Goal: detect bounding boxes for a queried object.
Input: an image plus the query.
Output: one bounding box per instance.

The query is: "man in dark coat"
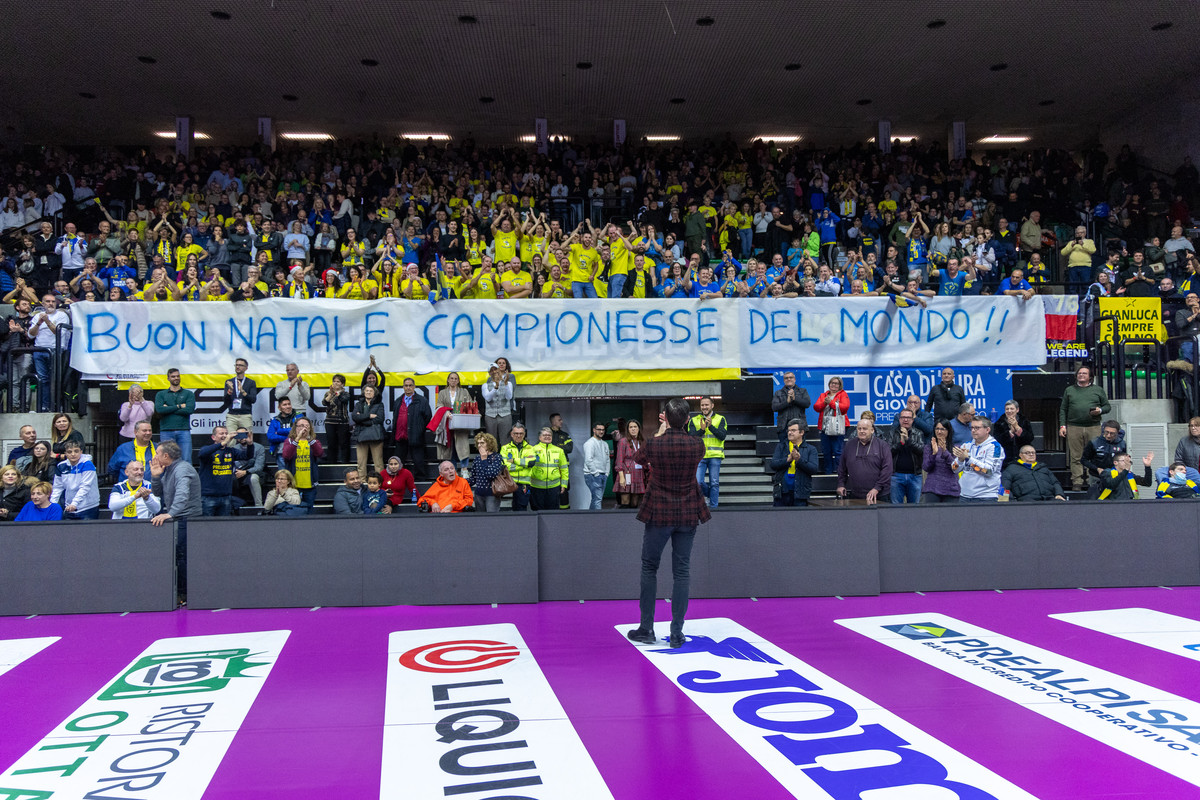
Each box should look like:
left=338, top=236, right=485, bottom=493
left=925, top=367, right=966, bottom=423
left=770, top=372, right=811, bottom=442
left=1002, top=445, right=1066, bottom=501
left=626, top=398, right=710, bottom=649
left=769, top=419, right=820, bottom=506
left=392, top=377, right=432, bottom=479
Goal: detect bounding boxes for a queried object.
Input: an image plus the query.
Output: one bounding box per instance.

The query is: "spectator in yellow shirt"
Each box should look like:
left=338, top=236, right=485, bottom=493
left=500, top=257, right=533, bottom=298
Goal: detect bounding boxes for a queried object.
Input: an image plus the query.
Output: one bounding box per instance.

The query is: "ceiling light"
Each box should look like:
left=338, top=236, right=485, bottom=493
left=402, top=133, right=451, bottom=141
left=926, top=19, right=946, bottom=29
left=695, top=16, right=714, bottom=26
left=784, top=63, right=801, bottom=71
left=360, top=58, right=379, bottom=67
left=754, top=135, right=801, bottom=143
left=210, top=10, right=231, bottom=20
left=154, top=131, right=211, bottom=140
left=519, top=134, right=570, bottom=143
left=281, top=132, right=334, bottom=141
left=868, top=135, right=918, bottom=143
left=978, top=135, right=1030, bottom=144
left=645, top=135, right=680, bottom=142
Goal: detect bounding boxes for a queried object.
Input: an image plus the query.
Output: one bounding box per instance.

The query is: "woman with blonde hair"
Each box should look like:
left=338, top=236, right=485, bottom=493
left=264, top=469, right=304, bottom=515
left=0, top=465, right=30, bottom=520
left=118, top=384, right=154, bottom=442
left=468, top=432, right=505, bottom=513
left=436, top=372, right=473, bottom=464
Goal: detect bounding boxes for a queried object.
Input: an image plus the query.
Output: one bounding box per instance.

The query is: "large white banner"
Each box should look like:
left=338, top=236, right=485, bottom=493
left=69, top=296, right=1045, bottom=378
left=0, top=630, right=289, bottom=799
left=617, top=617, right=1036, bottom=799
left=837, top=613, right=1200, bottom=788
left=382, top=624, right=612, bottom=799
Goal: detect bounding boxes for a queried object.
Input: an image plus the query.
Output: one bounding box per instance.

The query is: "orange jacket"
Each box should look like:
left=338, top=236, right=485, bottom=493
left=419, top=475, right=474, bottom=512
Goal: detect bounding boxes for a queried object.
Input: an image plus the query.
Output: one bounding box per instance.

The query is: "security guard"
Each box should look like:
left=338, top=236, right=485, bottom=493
left=549, top=413, right=574, bottom=509
left=528, top=426, right=568, bottom=511
left=500, top=423, right=536, bottom=512
left=687, top=396, right=727, bottom=508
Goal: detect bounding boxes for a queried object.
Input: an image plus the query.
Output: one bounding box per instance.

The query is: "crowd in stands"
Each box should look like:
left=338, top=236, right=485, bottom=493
left=1, top=136, right=1199, bottom=523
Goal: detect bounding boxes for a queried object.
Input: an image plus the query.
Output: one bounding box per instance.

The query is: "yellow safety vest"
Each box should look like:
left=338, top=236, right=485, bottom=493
left=528, top=442, right=568, bottom=489
left=500, top=441, right=536, bottom=484
left=690, top=413, right=727, bottom=459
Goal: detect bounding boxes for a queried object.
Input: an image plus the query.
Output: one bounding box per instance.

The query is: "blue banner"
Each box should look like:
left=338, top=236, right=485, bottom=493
left=755, top=367, right=1023, bottom=427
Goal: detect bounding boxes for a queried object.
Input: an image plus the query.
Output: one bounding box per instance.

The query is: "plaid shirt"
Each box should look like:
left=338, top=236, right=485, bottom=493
left=633, top=428, right=711, bottom=527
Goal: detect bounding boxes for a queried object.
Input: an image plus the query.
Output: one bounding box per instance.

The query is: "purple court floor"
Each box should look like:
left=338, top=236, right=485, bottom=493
left=5, top=587, right=1200, bottom=798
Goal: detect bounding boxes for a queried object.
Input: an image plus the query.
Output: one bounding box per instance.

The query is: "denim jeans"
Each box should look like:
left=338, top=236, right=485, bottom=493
left=890, top=472, right=923, bottom=504
left=65, top=507, right=100, bottom=520
left=202, top=495, right=233, bottom=517
left=584, top=472, right=606, bottom=510
left=32, top=351, right=53, bottom=412
left=299, top=487, right=316, bottom=513
left=820, top=432, right=843, bottom=474
left=1182, top=339, right=1196, bottom=364
left=571, top=281, right=598, bottom=299
left=696, top=457, right=721, bottom=507
left=639, top=524, right=697, bottom=638
left=510, top=484, right=529, bottom=511
left=738, top=229, right=753, bottom=257
left=608, top=273, right=627, bottom=299
left=160, top=430, right=192, bottom=464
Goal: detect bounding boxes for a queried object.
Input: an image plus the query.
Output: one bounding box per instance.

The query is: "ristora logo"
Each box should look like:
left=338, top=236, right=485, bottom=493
left=99, top=648, right=271, bottom=700
left=883, top=622, right=965, bottom=640
left=398, top=639, right=522, bottom=673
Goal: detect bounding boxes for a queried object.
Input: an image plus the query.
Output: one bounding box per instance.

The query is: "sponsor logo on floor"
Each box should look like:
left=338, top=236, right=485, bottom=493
left=0, top=630, right=289, bottom=799
left=1051, top=607, right=1200, bottom=662
left=0, top=637, right=59, bottom=680
left=838, top=613, right=1200, bottom=788
left=618, top=617, right=1035, bottom=799
left=382, top=623, right=613, bottom=800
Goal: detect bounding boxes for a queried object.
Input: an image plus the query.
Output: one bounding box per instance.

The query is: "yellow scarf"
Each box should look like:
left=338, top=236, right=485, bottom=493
left=134, top=441, right=155, bottom=467
left=293, top=439, right=312, bottom=488
left=122, top=480, right=141, bottom=518
left=787, top=442, right=798, bottom=475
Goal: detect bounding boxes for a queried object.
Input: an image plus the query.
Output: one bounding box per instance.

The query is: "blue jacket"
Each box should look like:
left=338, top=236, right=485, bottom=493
left=266, top=413, right=300, bottom=452
left=769, top=439, right=820, bottom=502
left=816, top=211, right=840, bottom=245
left=107, top=439, right=156, bottom=482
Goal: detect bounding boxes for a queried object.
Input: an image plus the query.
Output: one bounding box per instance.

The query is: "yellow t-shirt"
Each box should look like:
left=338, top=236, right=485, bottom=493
left=175, top=281, right=203, bottom=301
left=473, top=269, right=498, bottom=300
left=542, top=280, right=568, bottom=298
left=630, top=269, right=650, bottom=299
left=520, top=233, right=546, bottom=263
left=500, top=270, right=531, bottom=297
left=568, top=243, right=599, bottom=284
left=699, top=204, right=718, bottom=228
left=735, top=211, right=753, bottom=231
left=175, top=243, right=205, bottom=274
left=445, top=274, right=474, bottom=300
left=341, top=242, right=366, bottom=266
left=338, top=279, right=377, bottom=299
left=401, top=277, right=430, bottom=300
left=204, top=290, right=232, bottom=301
left=609, top=237, right=631, bottom=277
left=493, top=229, right=519, bottom=263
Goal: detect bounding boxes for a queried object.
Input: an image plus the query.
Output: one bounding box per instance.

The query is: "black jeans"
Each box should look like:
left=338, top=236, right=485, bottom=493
left=396, top=433, right=426, bottom=479
left=639, top=524, right=697, bottom=638
left=325, top=422, right=351, bottom=463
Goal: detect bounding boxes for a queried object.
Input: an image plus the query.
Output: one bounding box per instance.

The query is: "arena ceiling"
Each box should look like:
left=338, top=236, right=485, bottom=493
left=3, top=0, right=1197, bottom=149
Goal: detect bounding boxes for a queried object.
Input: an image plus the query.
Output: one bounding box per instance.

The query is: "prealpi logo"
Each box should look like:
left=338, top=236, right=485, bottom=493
left=883, top=622, right=965, bottom=640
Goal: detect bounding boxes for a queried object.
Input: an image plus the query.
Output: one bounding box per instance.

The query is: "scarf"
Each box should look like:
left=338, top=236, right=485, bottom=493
left=121, top=479, right=142, bottom=518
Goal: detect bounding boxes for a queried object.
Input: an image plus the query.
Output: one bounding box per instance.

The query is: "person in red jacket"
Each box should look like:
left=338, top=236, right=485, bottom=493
left=379, top=456, right=415, bottom=506
left=812, top=376, right=851, bottom=473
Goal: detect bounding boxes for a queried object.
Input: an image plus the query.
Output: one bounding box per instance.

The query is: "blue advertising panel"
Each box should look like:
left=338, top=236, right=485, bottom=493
left=754, top=367, right=1022, bottom=427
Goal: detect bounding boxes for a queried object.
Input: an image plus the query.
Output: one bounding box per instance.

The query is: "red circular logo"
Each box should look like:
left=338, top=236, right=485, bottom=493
left=398, top=639, right=521, bottom=673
